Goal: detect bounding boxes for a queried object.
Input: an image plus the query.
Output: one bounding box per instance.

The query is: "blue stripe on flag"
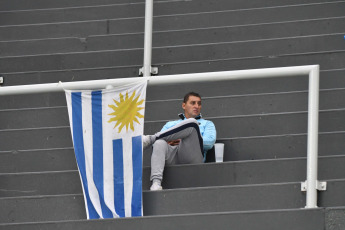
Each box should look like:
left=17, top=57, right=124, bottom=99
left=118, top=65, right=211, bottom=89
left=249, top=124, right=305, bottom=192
left=113, top=139, right=125, bottom=217
left=71, top=92, right=100, bottom=219
left=92, top=91, right=113, bottom=218
left=131, top=136, right=143, bottom=217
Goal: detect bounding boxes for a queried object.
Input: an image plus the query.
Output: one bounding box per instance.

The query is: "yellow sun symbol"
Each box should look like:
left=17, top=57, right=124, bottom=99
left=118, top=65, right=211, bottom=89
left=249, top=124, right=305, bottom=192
left=107, top=91, right=145, bottom=133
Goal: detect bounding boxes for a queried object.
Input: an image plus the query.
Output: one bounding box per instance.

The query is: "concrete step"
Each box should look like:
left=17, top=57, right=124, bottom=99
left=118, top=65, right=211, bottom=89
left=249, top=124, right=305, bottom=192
left=1, top=0, right=340, bottom=11
left=1, top=88, right=345, bottom=129
left=1, top=0, right=339, bottom=26
left=146, top=88, right=345, bottom=121
left=0, top=148, right=76, bottom=174
left=1, top=155, right=344, bottom=197
left=146, top=155, right=345, bottom=190
left=0, top=3, right=147, bottom=26
left=220, top=131, right=345, bottom=161
left=143, top=179, right=345, bottom=216
left=1, top=16, right=345, bottom=57
left=0, top=2, right=344, bottom=41
left=155, top=50, right=345, bottom=77
left=0, top=108, right=344, bottom=151
left=0, top=208, right=328, bottom=230
left=0, top=171, right=82, bottom=198
left=1, top=34, right=345, bottom=74
left=145, top=109, right=345, bottom=138
left=1, top=0, right=143, bottom=11
left=0, top=179, right=344, bottom=223
left=2, top=131, right=343, bottom=171
left=1, top=20, right=345, bottom=58
left=0, top=194, right=86, bottom=223
left=0, top=37, right=87, bottom=57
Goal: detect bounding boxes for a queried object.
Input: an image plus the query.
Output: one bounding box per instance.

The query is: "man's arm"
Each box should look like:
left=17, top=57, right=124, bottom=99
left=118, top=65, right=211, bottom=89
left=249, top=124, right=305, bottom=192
left=160, top=121, right=181, bottom=146
left=202, top=121, right=217, bottom=152
left=160, top=121, right=175, bottom=132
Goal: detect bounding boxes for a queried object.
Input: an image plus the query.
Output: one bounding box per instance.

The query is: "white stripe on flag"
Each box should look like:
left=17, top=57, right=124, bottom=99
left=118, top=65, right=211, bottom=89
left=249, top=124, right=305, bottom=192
left=122, top=134, right=133, bottom=217
left=82, top=92, right=103, bottom=217
left=102, top=91, right=116, bottom=217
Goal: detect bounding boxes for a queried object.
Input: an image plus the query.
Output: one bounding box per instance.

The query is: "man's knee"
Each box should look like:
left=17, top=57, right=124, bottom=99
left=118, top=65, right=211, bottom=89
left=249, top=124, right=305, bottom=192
left=153, top=139, right=168, bottom=149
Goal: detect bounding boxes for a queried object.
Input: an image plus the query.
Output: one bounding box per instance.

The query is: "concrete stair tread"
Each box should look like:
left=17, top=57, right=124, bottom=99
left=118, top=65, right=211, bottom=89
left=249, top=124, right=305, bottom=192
left=0, top=148, right=76, bottom=174
left=0, top=2, right=344, bottom=41
left=0, top=0, right=144, bottom=11
left=1, top=16, right=345, bottom=57
left=1, top=31, right=344, bottom=59
left=0, top=179, right=344, bottom=223
left=1, top=89, right=345, bottom=129
left=1, top=155, right=345, bottom=197
left=2, top=1, right=343, bottom=26
left=1, top=0, right=338, bottom=26
left=1, top=41, right=345, bottom=73
left=0, top=127, right=344, bottom=158
left=1, top=0, right=340, bottom=11
left=0, top=207, right=332, bottom=230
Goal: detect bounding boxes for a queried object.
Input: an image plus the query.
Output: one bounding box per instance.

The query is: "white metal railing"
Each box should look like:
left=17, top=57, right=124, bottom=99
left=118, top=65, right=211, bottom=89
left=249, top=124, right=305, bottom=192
left=139, top=0, right=158, bottom=77
left=0, top=65, right=325, bottom=208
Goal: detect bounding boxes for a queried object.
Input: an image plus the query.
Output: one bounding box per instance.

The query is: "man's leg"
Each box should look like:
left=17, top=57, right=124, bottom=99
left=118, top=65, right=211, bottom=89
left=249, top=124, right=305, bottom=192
left=156, top=118, right=204, bottom=164
left=149, top=119, right=204, bottom=190
left=150, top=140, right=178, bottom=183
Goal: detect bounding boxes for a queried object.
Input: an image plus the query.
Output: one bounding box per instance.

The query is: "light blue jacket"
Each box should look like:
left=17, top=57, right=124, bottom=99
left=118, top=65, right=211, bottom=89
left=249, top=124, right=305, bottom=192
left=161, top=114, right=217, bottom=160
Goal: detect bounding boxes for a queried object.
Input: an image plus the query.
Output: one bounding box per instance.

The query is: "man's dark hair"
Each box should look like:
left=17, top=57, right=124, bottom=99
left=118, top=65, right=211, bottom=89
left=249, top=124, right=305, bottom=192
left=183, top=92, right=201, bottom=103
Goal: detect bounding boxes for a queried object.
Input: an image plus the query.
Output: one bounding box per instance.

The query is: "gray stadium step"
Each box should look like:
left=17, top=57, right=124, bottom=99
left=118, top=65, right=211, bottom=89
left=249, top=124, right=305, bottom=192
left=156, top=50, right=345, bottom=76
left=0, top=171, right=82, bottom=198
left=1, top=0, right=143, bottom=11
left=1, top=0, right=340, bottom=26
left=146, top=155, right=345, bottom=189
left=143, top=179, right=345, bottom=216
left=220, top=131, right=345, bottom=161
left=0, top=148, right=76, bottom=174
left=146, top=88, right=345, bottom=121
left=0, top=37, right=87, bottom=57
left=0, top=131, right=345, bottom=168
left=1, top=88, right=345, bottom=129
left=0, top=108, right=344, bottom=151
left=0, top=2, right=343, bottom=41
left=145, top=109, right=345, bottom=138
left=0, top=3, right=147, bottom=26
left=0, top=179, right=344, bottom=223
left=0, top=208, right=329, bottom=230
left=1, top=155, right=345, bottom=197
left=1, top=17, right=345, bottom=57
left=0, top=194, right=86, bottom=223
left=1, top=34, right=345, bottom=74
left=1, top=0, right=340, bottom=11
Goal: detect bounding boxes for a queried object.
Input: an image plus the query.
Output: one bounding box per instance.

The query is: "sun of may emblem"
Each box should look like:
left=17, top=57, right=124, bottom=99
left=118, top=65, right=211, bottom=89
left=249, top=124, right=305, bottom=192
left=107, top=90, right=145, bottom=133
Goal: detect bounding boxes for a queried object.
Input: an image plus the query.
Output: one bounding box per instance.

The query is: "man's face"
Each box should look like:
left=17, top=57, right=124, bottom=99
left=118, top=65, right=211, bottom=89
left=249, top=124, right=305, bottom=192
left=182, top=96, right=202, bottom=119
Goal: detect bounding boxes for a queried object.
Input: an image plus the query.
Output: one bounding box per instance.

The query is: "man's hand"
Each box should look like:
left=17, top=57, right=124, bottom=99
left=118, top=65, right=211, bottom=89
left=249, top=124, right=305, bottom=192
left=168, top=139, right=181, bottom=146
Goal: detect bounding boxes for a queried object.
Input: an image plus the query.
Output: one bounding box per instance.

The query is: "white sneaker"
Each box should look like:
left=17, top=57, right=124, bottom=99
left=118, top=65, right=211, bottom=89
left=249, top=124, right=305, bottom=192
left=150, top=182, right=162, bottom=191
left=142, top=135, right=152, bottom=149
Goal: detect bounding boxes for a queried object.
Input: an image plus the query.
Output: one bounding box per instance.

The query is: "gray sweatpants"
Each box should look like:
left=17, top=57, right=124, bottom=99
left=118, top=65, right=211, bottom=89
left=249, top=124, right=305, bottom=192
left=150, top=118, right=204, bottom=181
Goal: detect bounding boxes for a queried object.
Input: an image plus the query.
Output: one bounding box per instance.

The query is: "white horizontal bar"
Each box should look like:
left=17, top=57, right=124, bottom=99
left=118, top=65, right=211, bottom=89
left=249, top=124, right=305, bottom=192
left=0, top=65, right=318, bottom=96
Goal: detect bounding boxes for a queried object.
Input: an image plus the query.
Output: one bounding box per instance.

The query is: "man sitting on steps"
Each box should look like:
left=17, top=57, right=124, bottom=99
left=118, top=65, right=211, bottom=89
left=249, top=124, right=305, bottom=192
left=143, top=92, right=217, bottom=191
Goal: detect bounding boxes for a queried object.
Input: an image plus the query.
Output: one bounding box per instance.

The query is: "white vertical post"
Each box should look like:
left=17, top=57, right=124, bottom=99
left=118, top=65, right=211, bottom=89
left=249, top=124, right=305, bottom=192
left=142, top=0, right=153, bottom=77
left=305, top=65, right=320, bottom=208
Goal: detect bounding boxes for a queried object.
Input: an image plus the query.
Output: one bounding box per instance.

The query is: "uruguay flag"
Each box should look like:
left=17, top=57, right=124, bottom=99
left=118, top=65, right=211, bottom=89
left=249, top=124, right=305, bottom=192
left=65, top=80, right=147, bottom=219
